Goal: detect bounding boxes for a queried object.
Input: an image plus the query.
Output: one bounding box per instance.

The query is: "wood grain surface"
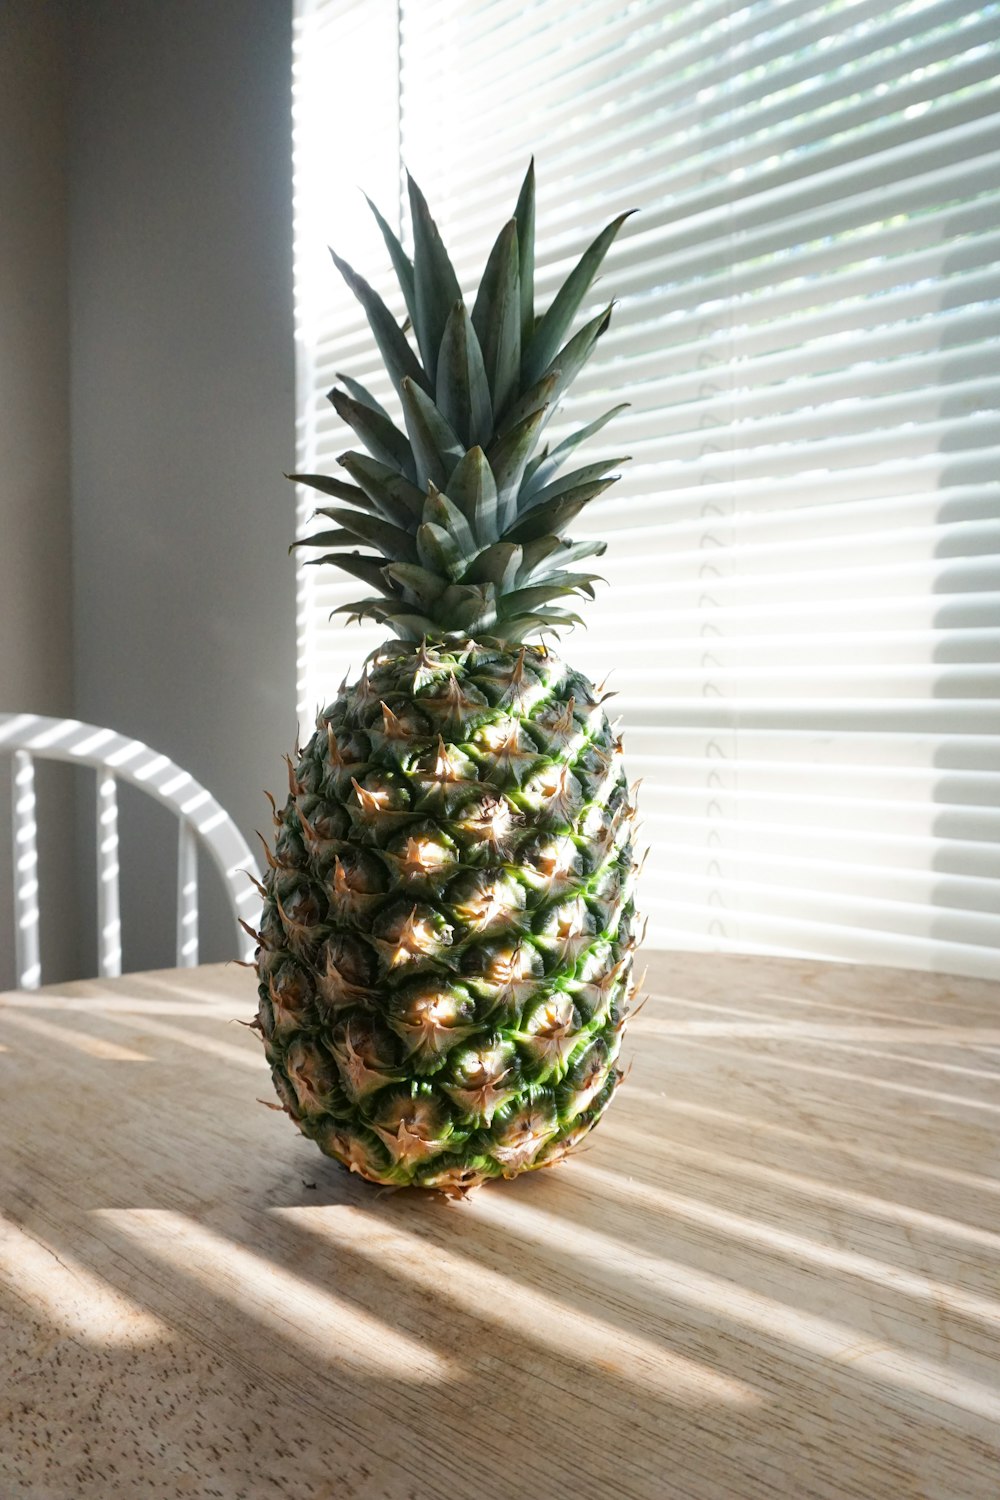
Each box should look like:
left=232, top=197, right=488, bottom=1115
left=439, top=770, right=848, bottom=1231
left=1, top=953, right=998, bottom=1500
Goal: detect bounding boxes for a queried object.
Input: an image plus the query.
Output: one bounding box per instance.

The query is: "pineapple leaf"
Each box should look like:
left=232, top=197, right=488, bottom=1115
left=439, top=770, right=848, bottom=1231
left=459, top=541, right=523, bottom=591
left=384, top=613, right=442, bottom=640
left=521, top=210, right=634, bottom=387
left=436, top=302, right=493, bottom=449
left=486, top=406, right=548, bottom=527
left=365, top=195, right=418, bottom=331
left=320, top=504, right=420, bottom=563
left=287, top=471, right=371, bottom=506
left=382, top=562, right=449, bottom=609
left=400, top=377, right=464, bottom=491
left=332, top=373, right=391, bottom=422
left=442, top=447, right=500, bottom=544
left=522, top=567, right=605, bottom=598
left=304, top=550, right=396, bottom=593
left=330, top=248, right=430, bottom=398
left=522, top=457, right=629, bottom=514
left=502, top=479, right=617, bottom=543
left=495, top=582, right=591, bottom=616
left=496, top=371, right=559, bottom=441
left=331, top=597, right=395, bottom=623
left=338, top=452, right=425, bottom=528
left=408, top=173, right=463, bottom=383
left=543, top=304, right=614, bottom=411
left=290, top=526, right=369, bottom=551
left=522, top=404, right=630, bottom=495
left=417, top=521, right=464, bottom=581
left=439, top=582, right=496, bottom=632
left=329, top=388, right=416, bottom=482
left=423, top=483, right=478, bottom=557
left=513, top=158, right=535, bottom=346
left=291, top=528, right=361, bottom=552
left=517, top=536, right=607, bottom=579
left=497, top=606, right=586, bottom=636
left=472, top=219, right=521, bottom=420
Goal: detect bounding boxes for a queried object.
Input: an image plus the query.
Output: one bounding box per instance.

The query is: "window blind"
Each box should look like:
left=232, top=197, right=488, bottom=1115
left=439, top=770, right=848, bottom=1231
left=292, top=0, right=1000, bottom=980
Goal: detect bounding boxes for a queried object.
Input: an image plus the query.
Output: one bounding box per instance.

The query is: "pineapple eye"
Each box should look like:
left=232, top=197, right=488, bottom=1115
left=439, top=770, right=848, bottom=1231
left=476, top=719, right=516, bottom=752
left=450, top=872, right=526, bottom=935
left=533, top=836, right=577, bottom=877
left=487, top=943, right=535, bottom=985
left=404, top=836, right=450, bottom=872
left=406, top=991, right=460, bottom=1026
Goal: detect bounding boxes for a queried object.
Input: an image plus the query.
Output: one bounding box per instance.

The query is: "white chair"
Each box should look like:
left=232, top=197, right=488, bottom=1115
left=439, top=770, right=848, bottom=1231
left=0, top=714, right=261, bottom=989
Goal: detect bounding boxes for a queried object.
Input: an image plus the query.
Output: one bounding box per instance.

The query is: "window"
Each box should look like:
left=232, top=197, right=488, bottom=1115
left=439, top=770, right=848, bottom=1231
left=292, top=0, right=1000, bottom=978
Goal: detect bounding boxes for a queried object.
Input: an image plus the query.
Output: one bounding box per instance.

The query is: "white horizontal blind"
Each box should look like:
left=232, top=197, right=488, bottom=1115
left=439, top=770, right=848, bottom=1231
left=292, top=0, right=1000, bottom=979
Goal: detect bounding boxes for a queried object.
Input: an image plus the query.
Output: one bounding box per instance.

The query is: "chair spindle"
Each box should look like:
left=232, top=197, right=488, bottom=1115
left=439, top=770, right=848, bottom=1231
left=12, top=750, right=41, bottom=990
left=96, top=770, right=122, bottom=979
left=176, top=819, right=199, bottom=967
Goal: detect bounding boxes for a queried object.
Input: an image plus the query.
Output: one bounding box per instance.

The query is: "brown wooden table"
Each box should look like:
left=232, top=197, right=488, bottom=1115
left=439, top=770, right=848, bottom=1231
left=1, top=953, right=998, bottom=1499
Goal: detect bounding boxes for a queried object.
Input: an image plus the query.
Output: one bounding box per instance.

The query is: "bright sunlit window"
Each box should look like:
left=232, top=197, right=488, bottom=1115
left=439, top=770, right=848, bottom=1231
left=292, top=0, right=1000, bottom=978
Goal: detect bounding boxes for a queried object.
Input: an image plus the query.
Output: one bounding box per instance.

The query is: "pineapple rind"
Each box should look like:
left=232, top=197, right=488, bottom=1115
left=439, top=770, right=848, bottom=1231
left=253, top=638, right=638, bottom=1193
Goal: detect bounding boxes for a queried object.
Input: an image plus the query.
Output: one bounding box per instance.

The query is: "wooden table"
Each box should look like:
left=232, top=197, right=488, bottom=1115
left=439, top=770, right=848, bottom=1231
left=1, top=954, right=998, bottom=1500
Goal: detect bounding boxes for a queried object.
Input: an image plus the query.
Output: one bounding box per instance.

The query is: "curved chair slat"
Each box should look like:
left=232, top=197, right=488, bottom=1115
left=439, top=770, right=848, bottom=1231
left=0, top=714, right=262, bottom=988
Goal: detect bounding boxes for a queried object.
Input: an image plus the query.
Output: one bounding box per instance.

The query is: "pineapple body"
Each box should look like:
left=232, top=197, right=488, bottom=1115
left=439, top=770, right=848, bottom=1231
left=256, top=638, right=638, bottom=1194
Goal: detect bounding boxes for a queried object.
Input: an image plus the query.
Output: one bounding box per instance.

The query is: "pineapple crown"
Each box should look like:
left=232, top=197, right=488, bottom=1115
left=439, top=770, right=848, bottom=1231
left=291, top=161, right=634, bottom=645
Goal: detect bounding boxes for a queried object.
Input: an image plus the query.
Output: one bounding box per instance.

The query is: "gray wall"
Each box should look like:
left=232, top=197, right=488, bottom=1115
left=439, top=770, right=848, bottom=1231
left=69, top=0, right=297, bottom=972
left=0, top=0, right=296, bottom=981
left=0, top=1, right=78, bottom=985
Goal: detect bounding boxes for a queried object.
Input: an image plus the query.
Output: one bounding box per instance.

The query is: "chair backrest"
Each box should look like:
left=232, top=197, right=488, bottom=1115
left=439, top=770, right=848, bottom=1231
left=0, top=713, right=261, bottom=989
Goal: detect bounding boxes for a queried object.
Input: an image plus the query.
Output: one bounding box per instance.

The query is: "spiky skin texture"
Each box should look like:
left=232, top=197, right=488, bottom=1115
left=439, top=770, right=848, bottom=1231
left=253, top=638, right=639, bottom=1196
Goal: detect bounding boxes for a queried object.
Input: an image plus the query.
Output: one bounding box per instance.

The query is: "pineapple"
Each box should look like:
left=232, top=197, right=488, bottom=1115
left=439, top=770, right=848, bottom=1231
left=251, top=163, right=641, bottom=1196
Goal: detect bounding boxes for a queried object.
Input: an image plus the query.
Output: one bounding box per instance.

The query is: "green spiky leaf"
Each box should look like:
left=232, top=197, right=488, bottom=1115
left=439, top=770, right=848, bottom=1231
left=487, top=406, right=548, bottom=526
left=401, top=377, right=465, bottom=491
left=291, top=528, right=362, bottom=553
left=329, top=389, right=416, bottom=482
left=522, top=211, right=634, bottom=387
left=523, top=457, right=629, bottom=514
left=460, top=541, right=523, bottom=591
left=442, top=447, right=500, bottom=543
left=382, top=562, right=449, bottom=609
left=330, top=248, right=429, bottom=398
left=365, top=195, right=417, bottom=329
left=544, top=304, right=614, bottom=411
left=423, top=484, right=478, bottom=557
left=523, top=405, right=630, bottom=495
left=495, top=371, right=559, bottom=441
left=337, top=453, right=425, bottom=529
left=436, top=302, right=493, bottom=449
left=408, top=174, right=463, bottom=382
left=320, top=504, right=420, bottom=562
left=513, top=158, right=535, bottom=346
left=304, top=551, right=396, bottom=593
left=331, top=596, right=395, bottom=623
left=332, top=373, right=391, bottom=422
left=439, top=582, right=496, bottom=632
left=518, top=536, right=607, bottom=579
left=472, top=219, right=521, bottom=420
left=502, top=479, right=617, bottom=543
left=417, top=521, right=464, bottom=581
